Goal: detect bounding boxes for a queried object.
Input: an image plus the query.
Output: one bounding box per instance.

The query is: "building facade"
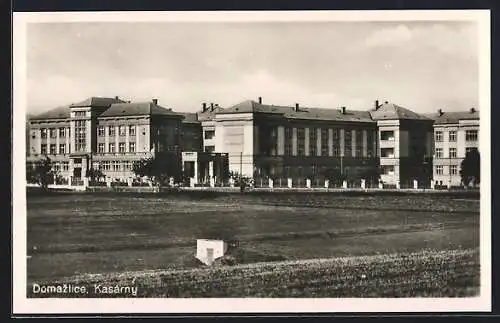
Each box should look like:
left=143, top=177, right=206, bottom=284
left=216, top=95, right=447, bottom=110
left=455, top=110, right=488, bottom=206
left=427, top=108, right=480, bottom=187
left=27, top=96, right=480, bottom=187
left=27, top=97, right=184, bottom=183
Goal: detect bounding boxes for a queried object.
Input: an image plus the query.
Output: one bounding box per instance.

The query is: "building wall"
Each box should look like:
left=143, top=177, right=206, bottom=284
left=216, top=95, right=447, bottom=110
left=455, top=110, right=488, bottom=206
left=433, top=119, right=479, bottom=186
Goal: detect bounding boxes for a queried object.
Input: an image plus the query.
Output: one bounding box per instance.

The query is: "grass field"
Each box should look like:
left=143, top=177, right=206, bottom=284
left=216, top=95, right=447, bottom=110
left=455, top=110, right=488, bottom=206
left=26, top=191, right=480, bottom=297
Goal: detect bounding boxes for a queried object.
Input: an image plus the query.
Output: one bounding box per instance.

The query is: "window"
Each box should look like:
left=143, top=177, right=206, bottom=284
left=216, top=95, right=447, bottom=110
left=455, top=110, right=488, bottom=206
left=380, top=130, right=394, bottom=141
left=50, top=144, right=56, bottom=154
left=41, top=144, right=47, bottom=154
left=381, top=165, right=395, bottom=175
left=331, top=129, right=340, bottom=156
left=367, top=130, right=376, bottom=157
left=344, top=130, right=352, bottom=157
left=355, top=130, right=363, bottom=157
left=109, top=143, right=115, bottom=153
left=435, top=148, right=443, bottom=158
left=204, top=130, right=215, bottom=140
left=74, top=111, right=86, bottom=117
left=59, top=128, right=66, bottom=137
left=205, top=146, right=215, bottom=153
left=450, top=165, right=458, bottom=175
left=297, top=128, right=305, bottom=156
left=436, top=165, right=444, bottom=175
left=309, top=128, right=317, bottom=156
left=123, top=161, right=131, bottom=171
left=284, top=127, right=293, bottom=156
left=98, top=143, right=105, bottom=153
left=320, top=128, right=328, bottom=156
left=102, top=161, right=111, bottom=171
left=449, top=131, right=456, bottom=142
left=59, top=144, right=65, bottom=154
left=41, top=128, right=47, bottom=139
left=98, top=126, right=105, bottom=137
left=129, top=125, right=136, bottom=136
left=112, top=161, right=120, bottom=171
left=449, top=148, right=457, bottom=158
left=108, top=126, right=116, bottom=136
left=50, top=128, right=57, bottom=138
left=62, top=161, right=69, bottom=171
left=333, top=146, right=340, bottom=157
left=119, top=125, right=126, bottom=136
left=74, top=120, right=86, bottom=152
left=129, top=142, right=135, bottom=152
left=466, top=130, right=478, bottom=141
left=435, top=131, right=443, bottom=142
left=119, top=142, right=126, bottom=153
left=381, top=148, right=394, bottom=158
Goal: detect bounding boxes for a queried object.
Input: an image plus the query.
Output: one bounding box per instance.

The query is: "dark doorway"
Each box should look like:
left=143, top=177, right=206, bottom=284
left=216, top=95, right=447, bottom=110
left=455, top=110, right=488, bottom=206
left=73, top=167, right=82, bottom=179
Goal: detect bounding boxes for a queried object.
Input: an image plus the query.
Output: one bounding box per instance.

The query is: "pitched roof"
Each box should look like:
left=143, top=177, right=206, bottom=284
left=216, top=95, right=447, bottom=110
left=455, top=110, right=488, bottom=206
left=69, top=97, right=125, bottom=108
left=29, top=106, right=71, bottom=120
left=425, top=110, right=480, bottom=124
left=219, top=100, right=374, bottom=123
left=99, top=102, right=184, bottom=118
left=198, top=106, right=224, bottom=122
left=369, top=102, right=431, bottom=121
left=181, top=112, right=200, bottom=124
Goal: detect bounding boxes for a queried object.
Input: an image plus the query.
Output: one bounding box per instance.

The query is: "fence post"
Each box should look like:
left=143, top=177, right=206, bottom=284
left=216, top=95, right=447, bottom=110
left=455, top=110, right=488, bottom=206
left=306, top=178, right=311, bottom=189
left=83, top=177, right=89, bottom=187
left=190, top=177, right=195, bottom=188
left=396, top=180, right=400, bottom=189
left=287, top=178, right=292, bottom=188
left=447, top=180, right=451, bottom=190
left=269, top=178, right=273, bottom=189
left=378, top=181, right=383, bottom=189
left=361, top=179, right=366, bottom=189
left=127, top=178, right=133, bottom=187
left=430, top=180, right=435, bottom=190
left=106, top=177, right=112, bottom=188
left=342, top=180, right=347, bottom=189
left=413, top=179, right=418, bottom=189
left=324, top=179, right=329, bottom=188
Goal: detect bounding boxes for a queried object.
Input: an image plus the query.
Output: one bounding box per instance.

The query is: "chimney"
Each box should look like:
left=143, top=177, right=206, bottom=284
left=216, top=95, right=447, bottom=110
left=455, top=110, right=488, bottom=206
left=152, top=98, right=158, bottom=105
left=294, top=103, right=299, bottom=112
left=210, top=103, right=214, bottom=111
left=341, top=106, right=346, bottom=114
left=375, top=100, right=379, bottom=110
left=470, top=107, right=476, bottom=113
left=384, top=101, right=389, bottom=104
left=115, top=96, right=119, bottom=100
left=438, top=109, right=443, bottom=116
left=202, top=102, right=207, bottom=112
left=258, top=97, right=262, bottom=104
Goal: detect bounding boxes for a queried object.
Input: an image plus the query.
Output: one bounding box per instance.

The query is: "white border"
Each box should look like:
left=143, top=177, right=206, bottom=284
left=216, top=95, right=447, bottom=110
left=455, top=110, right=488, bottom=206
left=12, top=10, right=491, bottom=314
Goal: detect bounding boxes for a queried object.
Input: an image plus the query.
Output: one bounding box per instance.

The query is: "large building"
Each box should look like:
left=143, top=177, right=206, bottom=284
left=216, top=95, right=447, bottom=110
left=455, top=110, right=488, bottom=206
left=426, top=108, right=480, bottom=187
left=26, top=96, right=479, bottom=188
left=27, top=97, right=185, bottom=183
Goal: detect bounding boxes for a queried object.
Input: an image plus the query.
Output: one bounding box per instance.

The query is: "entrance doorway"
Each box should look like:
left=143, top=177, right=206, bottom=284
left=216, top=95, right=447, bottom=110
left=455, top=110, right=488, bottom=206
left=73, top=167, right=82, bottom=179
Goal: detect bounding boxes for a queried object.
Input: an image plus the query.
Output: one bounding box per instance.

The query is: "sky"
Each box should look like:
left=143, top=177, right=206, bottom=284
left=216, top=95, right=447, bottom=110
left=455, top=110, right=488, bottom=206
left=26, top=20, right=479, bottom=115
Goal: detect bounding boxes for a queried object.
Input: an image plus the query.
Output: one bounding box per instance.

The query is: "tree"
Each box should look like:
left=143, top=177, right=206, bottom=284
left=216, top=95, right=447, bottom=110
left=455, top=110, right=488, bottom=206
left=27, top=156, right=58, bottom=190
left=460, top=148, right=480, bottom=187
left=132, top=152, right=182, bottom=185
left=86, top=168, right=105, bottom=182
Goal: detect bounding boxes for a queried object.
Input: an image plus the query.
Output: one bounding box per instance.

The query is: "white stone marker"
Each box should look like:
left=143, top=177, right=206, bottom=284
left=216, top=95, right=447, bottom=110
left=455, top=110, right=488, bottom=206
left=287, top=178, right=293, bottom=188
left=306, top=179, right=311, bottom=188
left=269, top=178, right=273, bottom=189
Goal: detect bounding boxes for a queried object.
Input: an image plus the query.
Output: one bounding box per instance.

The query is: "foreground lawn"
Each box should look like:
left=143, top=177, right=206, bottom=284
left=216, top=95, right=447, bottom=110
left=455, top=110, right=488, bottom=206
left=27, top=193, right=479, bottom=281
left=28, top=248, right=479, bottom=298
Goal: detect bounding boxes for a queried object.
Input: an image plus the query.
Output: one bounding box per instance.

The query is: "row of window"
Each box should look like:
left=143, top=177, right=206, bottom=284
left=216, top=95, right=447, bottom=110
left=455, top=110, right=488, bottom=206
left=435, top=147, right=477, bottom=158
left=98, top=125, right=137, bottom=137
left=98, top=142, right=136, bottom=153
left=435, top=130, right=478, bottom=142
left=41, top=144, right=67, bottom=155
left=93, top=161, right=133, bottom=172
left=52, top=162, right=70, bottom=171
left=283, top=127, right=375, bottom=157
left=39, top=128, right=67, bottom=139
left=435, top=165, right=459, bottom=175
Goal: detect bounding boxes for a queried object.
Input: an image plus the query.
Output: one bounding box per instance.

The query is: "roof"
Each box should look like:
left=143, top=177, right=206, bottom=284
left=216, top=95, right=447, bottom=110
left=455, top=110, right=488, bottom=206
left=69, top=97, right=125, bottom=108
left=424, top=110, right=479, bottom=124
left=29, top=106, right=71, bottom=120
left=181, top=112, right=200, bottom=124
left=100, top=102, right=184, bottom=118
left=198, top=106, right=224, bottom=122
left=369, top=102, right=431, bottom=121
left=219, top=100, right=374, bottom=123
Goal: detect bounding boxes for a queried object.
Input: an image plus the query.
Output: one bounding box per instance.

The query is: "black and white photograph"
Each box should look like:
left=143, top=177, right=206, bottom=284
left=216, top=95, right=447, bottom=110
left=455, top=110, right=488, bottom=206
left=13, top=10, right=491, bottom=314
